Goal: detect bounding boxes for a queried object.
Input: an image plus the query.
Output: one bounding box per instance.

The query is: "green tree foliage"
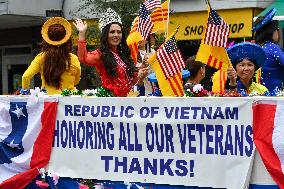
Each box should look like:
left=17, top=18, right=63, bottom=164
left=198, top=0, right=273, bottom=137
left=71, top=0, right=143, bottom=33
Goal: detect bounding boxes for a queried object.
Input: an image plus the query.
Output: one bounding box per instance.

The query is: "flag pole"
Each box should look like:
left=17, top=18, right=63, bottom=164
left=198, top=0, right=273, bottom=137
left=165, top=0, right=170, bottom=37
left=204, top=0, right=212, bottom=8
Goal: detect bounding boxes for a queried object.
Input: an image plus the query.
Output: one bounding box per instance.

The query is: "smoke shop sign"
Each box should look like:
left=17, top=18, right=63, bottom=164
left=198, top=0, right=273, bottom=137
left=169, top=8, right=253, bottom=40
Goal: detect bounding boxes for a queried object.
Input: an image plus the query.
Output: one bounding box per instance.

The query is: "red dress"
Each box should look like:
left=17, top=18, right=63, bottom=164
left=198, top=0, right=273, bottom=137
left=77, top=40, right=136, bottom=97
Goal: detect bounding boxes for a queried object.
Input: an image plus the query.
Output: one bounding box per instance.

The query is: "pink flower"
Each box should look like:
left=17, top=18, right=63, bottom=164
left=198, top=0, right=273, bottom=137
left=35, top=180, right=49, bottom=188
left=80, top=184, right=90, bottom=189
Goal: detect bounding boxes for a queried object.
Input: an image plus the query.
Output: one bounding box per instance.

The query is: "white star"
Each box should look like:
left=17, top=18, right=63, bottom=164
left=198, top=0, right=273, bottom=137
left=12, top=104, right=26, bottom=119
left=7, top=140, right=21, bottom=149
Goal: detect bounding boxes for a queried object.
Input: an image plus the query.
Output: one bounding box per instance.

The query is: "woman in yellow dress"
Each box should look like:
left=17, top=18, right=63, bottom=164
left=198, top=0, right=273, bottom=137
left=22, top=17, right=81, bottom=94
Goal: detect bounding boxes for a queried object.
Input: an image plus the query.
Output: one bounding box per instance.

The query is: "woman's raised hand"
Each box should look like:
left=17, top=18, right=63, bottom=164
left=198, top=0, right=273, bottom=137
left=73, top=19, right=87, bottom=40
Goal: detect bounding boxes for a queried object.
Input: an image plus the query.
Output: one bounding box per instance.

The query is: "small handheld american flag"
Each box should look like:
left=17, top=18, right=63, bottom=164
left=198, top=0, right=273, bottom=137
left=204, top=8, right=229, bottom=47
left=138, top=3, right=154, bottom=40
left=144, top=0, right=161, bottom=11
left=157, top=36, right=185, bottom=79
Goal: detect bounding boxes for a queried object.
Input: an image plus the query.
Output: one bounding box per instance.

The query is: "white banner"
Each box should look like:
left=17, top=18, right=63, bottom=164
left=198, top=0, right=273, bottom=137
left=47, top=97, right=255, bottom=189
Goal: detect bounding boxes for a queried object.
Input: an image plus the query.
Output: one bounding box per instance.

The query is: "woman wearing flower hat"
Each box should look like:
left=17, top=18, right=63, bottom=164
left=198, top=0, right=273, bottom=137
left=253, top=8, right=284, bottom=92
left=226, top=42, right=268, bottom=95
left=74, top=8, right=148, bottom=97
left=22, top=17, right=81, bottom=95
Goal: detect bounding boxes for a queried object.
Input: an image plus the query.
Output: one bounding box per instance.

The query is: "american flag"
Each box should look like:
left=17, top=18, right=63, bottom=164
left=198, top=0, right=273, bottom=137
left=138, top=3, right=154, bottom=40
left=204, top=8, right=229, bottom=47
left=144, top=0, right=161, bottom=11
left=157, top=36, right=185, bottom=79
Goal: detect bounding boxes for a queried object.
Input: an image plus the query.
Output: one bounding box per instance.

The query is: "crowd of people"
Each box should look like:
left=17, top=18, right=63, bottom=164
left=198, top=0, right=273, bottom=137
left=21, top=7, right=284, bottom=97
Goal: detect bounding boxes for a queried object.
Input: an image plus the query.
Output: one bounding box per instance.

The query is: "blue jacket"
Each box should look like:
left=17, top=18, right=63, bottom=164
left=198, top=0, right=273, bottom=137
left=261, top=41, right=284, bottom=92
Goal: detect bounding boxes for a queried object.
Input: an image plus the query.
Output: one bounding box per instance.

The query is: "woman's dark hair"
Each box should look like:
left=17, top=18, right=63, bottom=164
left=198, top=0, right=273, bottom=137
left=186, top=55, right=205, bottom=79
left=99, top=22, right=137, bottom=78
left=254, top=18, right=279, bottom=44
left=42, top=24, right=72, bottom=89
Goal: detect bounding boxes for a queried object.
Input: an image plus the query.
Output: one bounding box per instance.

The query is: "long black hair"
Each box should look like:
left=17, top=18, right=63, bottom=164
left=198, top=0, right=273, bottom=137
left=99, top=22, right=137, bottom=77
left=254, top=18, right=279, bottom=45
left=42, top=24, right=72, bottom=89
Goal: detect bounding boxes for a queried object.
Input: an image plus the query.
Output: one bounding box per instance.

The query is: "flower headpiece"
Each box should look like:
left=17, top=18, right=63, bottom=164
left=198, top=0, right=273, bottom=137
left=41, top=17, right=72, bottom=46
left=98, top=8, right=122, bottom=32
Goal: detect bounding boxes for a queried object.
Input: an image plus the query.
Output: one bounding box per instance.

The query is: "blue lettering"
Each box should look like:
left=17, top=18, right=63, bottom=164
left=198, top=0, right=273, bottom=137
left=128, top=158, right=142, bottom=174
left=201, top=107, right=212, bottom=119
left=224, top=125, right=233, bottom=155
left=213, top=107, right=225, bottom=119
left=101, top=156, right=113, bottom=172
left=101, top=106, right=110, bottom=117
left=175, top=160, right=188, bottom=176
left=73, top=105, right=81, bottom=116
left=215, top=125, right=224, bottom=155
left=61, top=120, right=68, bottom=148
left=180, top=107, right=190, bottom=119
left=245, top=125, right=253, bottom=157
left=206, top=124, right=214, bottom=154
left=144, top=158, right=157, bottom=175
left=125, top=106, right=134, bottom=118
left=188, top=124, right=196, bottom=154
left=165, top=124, right=174, bottom=153
left=196, top=124, right=205, bottom=154
left=119, top=123, right=127, bottom=150
left=114, top=157, right=127, bottom=173
left=86, top=121, right=94, bottom=149
left=65, top=105, right=73, bottom=116
left=177, top=124, right=186, bottom=153
left=150, top=107, right=159, bottom=118
left=69, top=121, right=76, bottom=148
left=77, top=121, right=85, bottom=149
left=146, top=123, right=154, bottom=152
left=140, top=107, right=150, bottom=118
left=164, top=107, right=174, bottom=119
left=225, top=107, right=238, bottom=120
left=155, top=123, right=164, bottom=152
left=235, top=125, right=243, bottom=156
left=160, top=159, right=174, bottom=176
left=106, top=122, right=114, bottom=150
left=191, top=107, right=201, bottom=119
left=82, top=105, right=90, bottom=116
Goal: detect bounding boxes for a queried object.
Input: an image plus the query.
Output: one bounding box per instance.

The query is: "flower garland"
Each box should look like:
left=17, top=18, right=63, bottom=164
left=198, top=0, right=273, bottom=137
left=185, top=84, right=243, bottom=97
left=61, top=87, right=114, bottom=97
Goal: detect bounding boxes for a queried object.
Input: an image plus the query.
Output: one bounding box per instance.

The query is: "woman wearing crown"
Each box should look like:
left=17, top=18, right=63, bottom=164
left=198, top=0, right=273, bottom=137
left=22, top=17, right=81, bottom=95
left=74, top=8, right=148, bottom=97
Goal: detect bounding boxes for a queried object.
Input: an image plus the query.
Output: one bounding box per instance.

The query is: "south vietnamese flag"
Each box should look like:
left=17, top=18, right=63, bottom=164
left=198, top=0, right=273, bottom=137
left=0, top=97, right=58, bottom=189
left=253, top=100, right=284, bottom=188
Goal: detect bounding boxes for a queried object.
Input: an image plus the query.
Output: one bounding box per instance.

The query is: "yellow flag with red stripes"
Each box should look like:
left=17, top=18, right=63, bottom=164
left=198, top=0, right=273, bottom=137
left=127, top=31, right=143, bottom=64
left=196, top=43, right=231, bottom=71
left=151, top=0, right=169, bottom=33
left=255, top=68, right=262, bottom=84
left=212, top=70, right=227, bottom=93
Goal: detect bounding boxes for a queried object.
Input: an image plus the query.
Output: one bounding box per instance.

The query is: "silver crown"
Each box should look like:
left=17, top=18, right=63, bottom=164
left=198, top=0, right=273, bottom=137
left=98, top=8, right=122, bottom=31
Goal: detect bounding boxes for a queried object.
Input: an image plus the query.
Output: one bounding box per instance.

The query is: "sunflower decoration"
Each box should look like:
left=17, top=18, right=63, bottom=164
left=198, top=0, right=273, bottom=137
left=41, top=17, right=72, bottom=46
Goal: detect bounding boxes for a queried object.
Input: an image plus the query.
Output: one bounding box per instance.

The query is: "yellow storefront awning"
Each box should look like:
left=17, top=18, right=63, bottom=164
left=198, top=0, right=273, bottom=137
left=169, top=8, right=254, bottom=41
